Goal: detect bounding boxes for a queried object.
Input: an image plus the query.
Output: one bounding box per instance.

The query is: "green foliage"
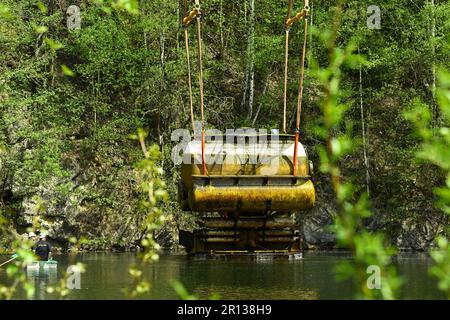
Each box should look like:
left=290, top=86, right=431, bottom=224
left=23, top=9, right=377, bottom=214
left=0, top=4, right=11, bottom=18
left=0, top=216, right=36, bottom=300
left=429, top=237, right=450, bottom=298
left=0, top=0, right=185, bottom=249
left=0, top=242, right=35, bottom=300
left=405, top=69, right=450, bottom=298
left=171, top=280, right=198, bottom=300
left=171, top=280, right=221, bottom=301
left=311, top=3, right=401, bottom=299
left=94, top=0, right=139, bottom=15
left=1, top=0, right=448, bottom=251
left=125, top=129, right=168, bottom=298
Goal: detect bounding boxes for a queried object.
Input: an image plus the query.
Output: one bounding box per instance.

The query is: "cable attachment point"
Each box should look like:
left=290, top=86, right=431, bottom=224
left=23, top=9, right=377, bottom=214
left=194, top=0, right=201, bottom=18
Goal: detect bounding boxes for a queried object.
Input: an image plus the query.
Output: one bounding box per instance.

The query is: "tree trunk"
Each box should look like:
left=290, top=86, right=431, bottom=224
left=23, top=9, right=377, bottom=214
left=252, top=73, right=271, bottom=126
left=247, top=0, right=255, bottom=119
left=240, top=0, right=249, bottom=113
left=431, top=0, right=436, bottom=127
left=241, top=0, right=255, bottom=119
left=158, top=11, right=165, bottom=158
left=176, top=0, right=180, bottom=52
left=359, top=46, right=370, bottom=196
left=308, top=0, right=313, bottom=72
left=220, top=0, right=224, bottom=56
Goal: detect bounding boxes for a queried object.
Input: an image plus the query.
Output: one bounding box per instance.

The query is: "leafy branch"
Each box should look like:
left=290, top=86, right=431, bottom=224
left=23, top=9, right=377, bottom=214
left=125, top=128, right=168, bottom=298
left=311, top=3, right=401, bottom=299
left=405, top=68, right=450, bottom=298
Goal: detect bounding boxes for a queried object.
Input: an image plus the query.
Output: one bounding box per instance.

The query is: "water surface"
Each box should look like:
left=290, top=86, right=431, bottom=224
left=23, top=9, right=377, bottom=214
left=0, top=251, right=445, bottom=300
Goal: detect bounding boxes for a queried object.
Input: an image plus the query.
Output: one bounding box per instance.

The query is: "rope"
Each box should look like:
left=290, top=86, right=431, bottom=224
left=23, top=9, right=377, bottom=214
left=195, top=0, right=207, bottom=175
left=293, top=5, right=308, bottom=176
left=282, top=0, right=309, bottom=176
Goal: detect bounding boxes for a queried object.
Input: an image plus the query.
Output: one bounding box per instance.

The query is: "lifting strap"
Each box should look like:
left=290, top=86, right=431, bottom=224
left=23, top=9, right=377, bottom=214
left=293, top=15, right=308, bottom=176
left=283, top=0, right=309, bottom=176
left=194, top=0, right=207, bottom=176
left=182, top=0, right=196, bottom=135
left=183, top=0, right=207, bottom=175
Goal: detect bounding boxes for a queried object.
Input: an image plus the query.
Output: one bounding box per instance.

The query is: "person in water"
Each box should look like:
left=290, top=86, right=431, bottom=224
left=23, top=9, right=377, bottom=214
left=34, top=233, right=52, bottom=261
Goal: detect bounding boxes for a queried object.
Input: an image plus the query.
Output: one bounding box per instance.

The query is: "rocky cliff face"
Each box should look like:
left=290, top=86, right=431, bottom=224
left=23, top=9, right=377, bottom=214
left=296, top=185, right=447, bottom=251
left=296, top=190, right=337, bottom=249
left=1, top=139, right=150, bottom=251
left=393, top=216, right=447, bottom=250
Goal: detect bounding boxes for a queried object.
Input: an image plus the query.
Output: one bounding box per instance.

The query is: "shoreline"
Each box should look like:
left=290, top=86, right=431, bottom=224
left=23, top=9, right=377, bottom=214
left=0, top=246, right=434, bottom=257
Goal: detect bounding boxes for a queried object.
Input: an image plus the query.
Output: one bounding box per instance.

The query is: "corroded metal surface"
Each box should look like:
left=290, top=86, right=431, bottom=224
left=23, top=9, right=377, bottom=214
left=180, top=215, right=303, bottom=253
left=179, top=135, right=315, bottom=214
left=202, top=217, right=295, bottom=229
left=190, top=179, right=315, bottom=212
left=178, top=134, right=315, bottom=254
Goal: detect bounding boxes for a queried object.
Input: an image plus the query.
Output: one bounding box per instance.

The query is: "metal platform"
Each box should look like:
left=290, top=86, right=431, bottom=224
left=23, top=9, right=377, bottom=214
left=180, top=214, right=304, bottom=254
left=187, top=250, right=304, bottom=261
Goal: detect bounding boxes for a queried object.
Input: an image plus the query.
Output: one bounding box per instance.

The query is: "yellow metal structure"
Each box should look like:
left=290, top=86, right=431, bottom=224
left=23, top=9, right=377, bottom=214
left=178, top=133, right=315, bottom=254
left=178, top=0, right=315, bottom=255
left=189, top=180, right=314, bottom=212
left=179, top=134, right=315, bottom=212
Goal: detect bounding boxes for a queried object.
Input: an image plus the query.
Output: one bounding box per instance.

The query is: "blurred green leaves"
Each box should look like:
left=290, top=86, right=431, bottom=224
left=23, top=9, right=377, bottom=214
left=45, top=38, right=64, bottom=51
left=406, top=68, right=450, bottom=298
left=61, top=64, right=75, bottom=77
left=0, top=234, right=36, bottom=300
left=36, top=1, right=47, bottom=14
left=0, top=4, right=11, bottom=18
left=94, top=0, right=139, bottom=15
left=126, top=129, right=167, bottom=298
left=171, top=280, right=221, bottom=300
left=171, top=280, right=198, bottom=300
left=429, top=237, right=450, bottom=298
left=311, top=3, right=400, bottom=300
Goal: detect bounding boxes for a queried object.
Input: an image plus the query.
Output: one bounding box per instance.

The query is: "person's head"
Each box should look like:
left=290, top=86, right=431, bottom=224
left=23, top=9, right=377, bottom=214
left=28, top=231, right=37, bottom=240
left=39, top=233, right=46, bottom=241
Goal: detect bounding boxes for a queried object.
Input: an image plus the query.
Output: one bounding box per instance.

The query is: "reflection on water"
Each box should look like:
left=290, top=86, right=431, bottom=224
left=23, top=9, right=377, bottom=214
left=0, top=251, right=446, bottom=300
left=26, top=267, right=58, bottom=300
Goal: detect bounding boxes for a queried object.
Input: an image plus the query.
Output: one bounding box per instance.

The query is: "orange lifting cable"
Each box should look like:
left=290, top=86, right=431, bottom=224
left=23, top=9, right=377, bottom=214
left=182, top=0, right=207, bottom=175
left=182, top=0, right=197, bottom=135
left=283, top=0, right=309, bottom=176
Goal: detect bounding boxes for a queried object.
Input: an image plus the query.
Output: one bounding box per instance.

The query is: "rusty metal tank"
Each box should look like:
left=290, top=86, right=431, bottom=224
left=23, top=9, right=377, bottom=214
left=178, top=132, right=315, bottom=213
left=177, top=131, right=315, bottom=254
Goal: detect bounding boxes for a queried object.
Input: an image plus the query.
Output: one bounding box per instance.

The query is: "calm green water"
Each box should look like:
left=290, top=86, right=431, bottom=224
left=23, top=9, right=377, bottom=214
left=0, top=251, right=445, bottom=300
